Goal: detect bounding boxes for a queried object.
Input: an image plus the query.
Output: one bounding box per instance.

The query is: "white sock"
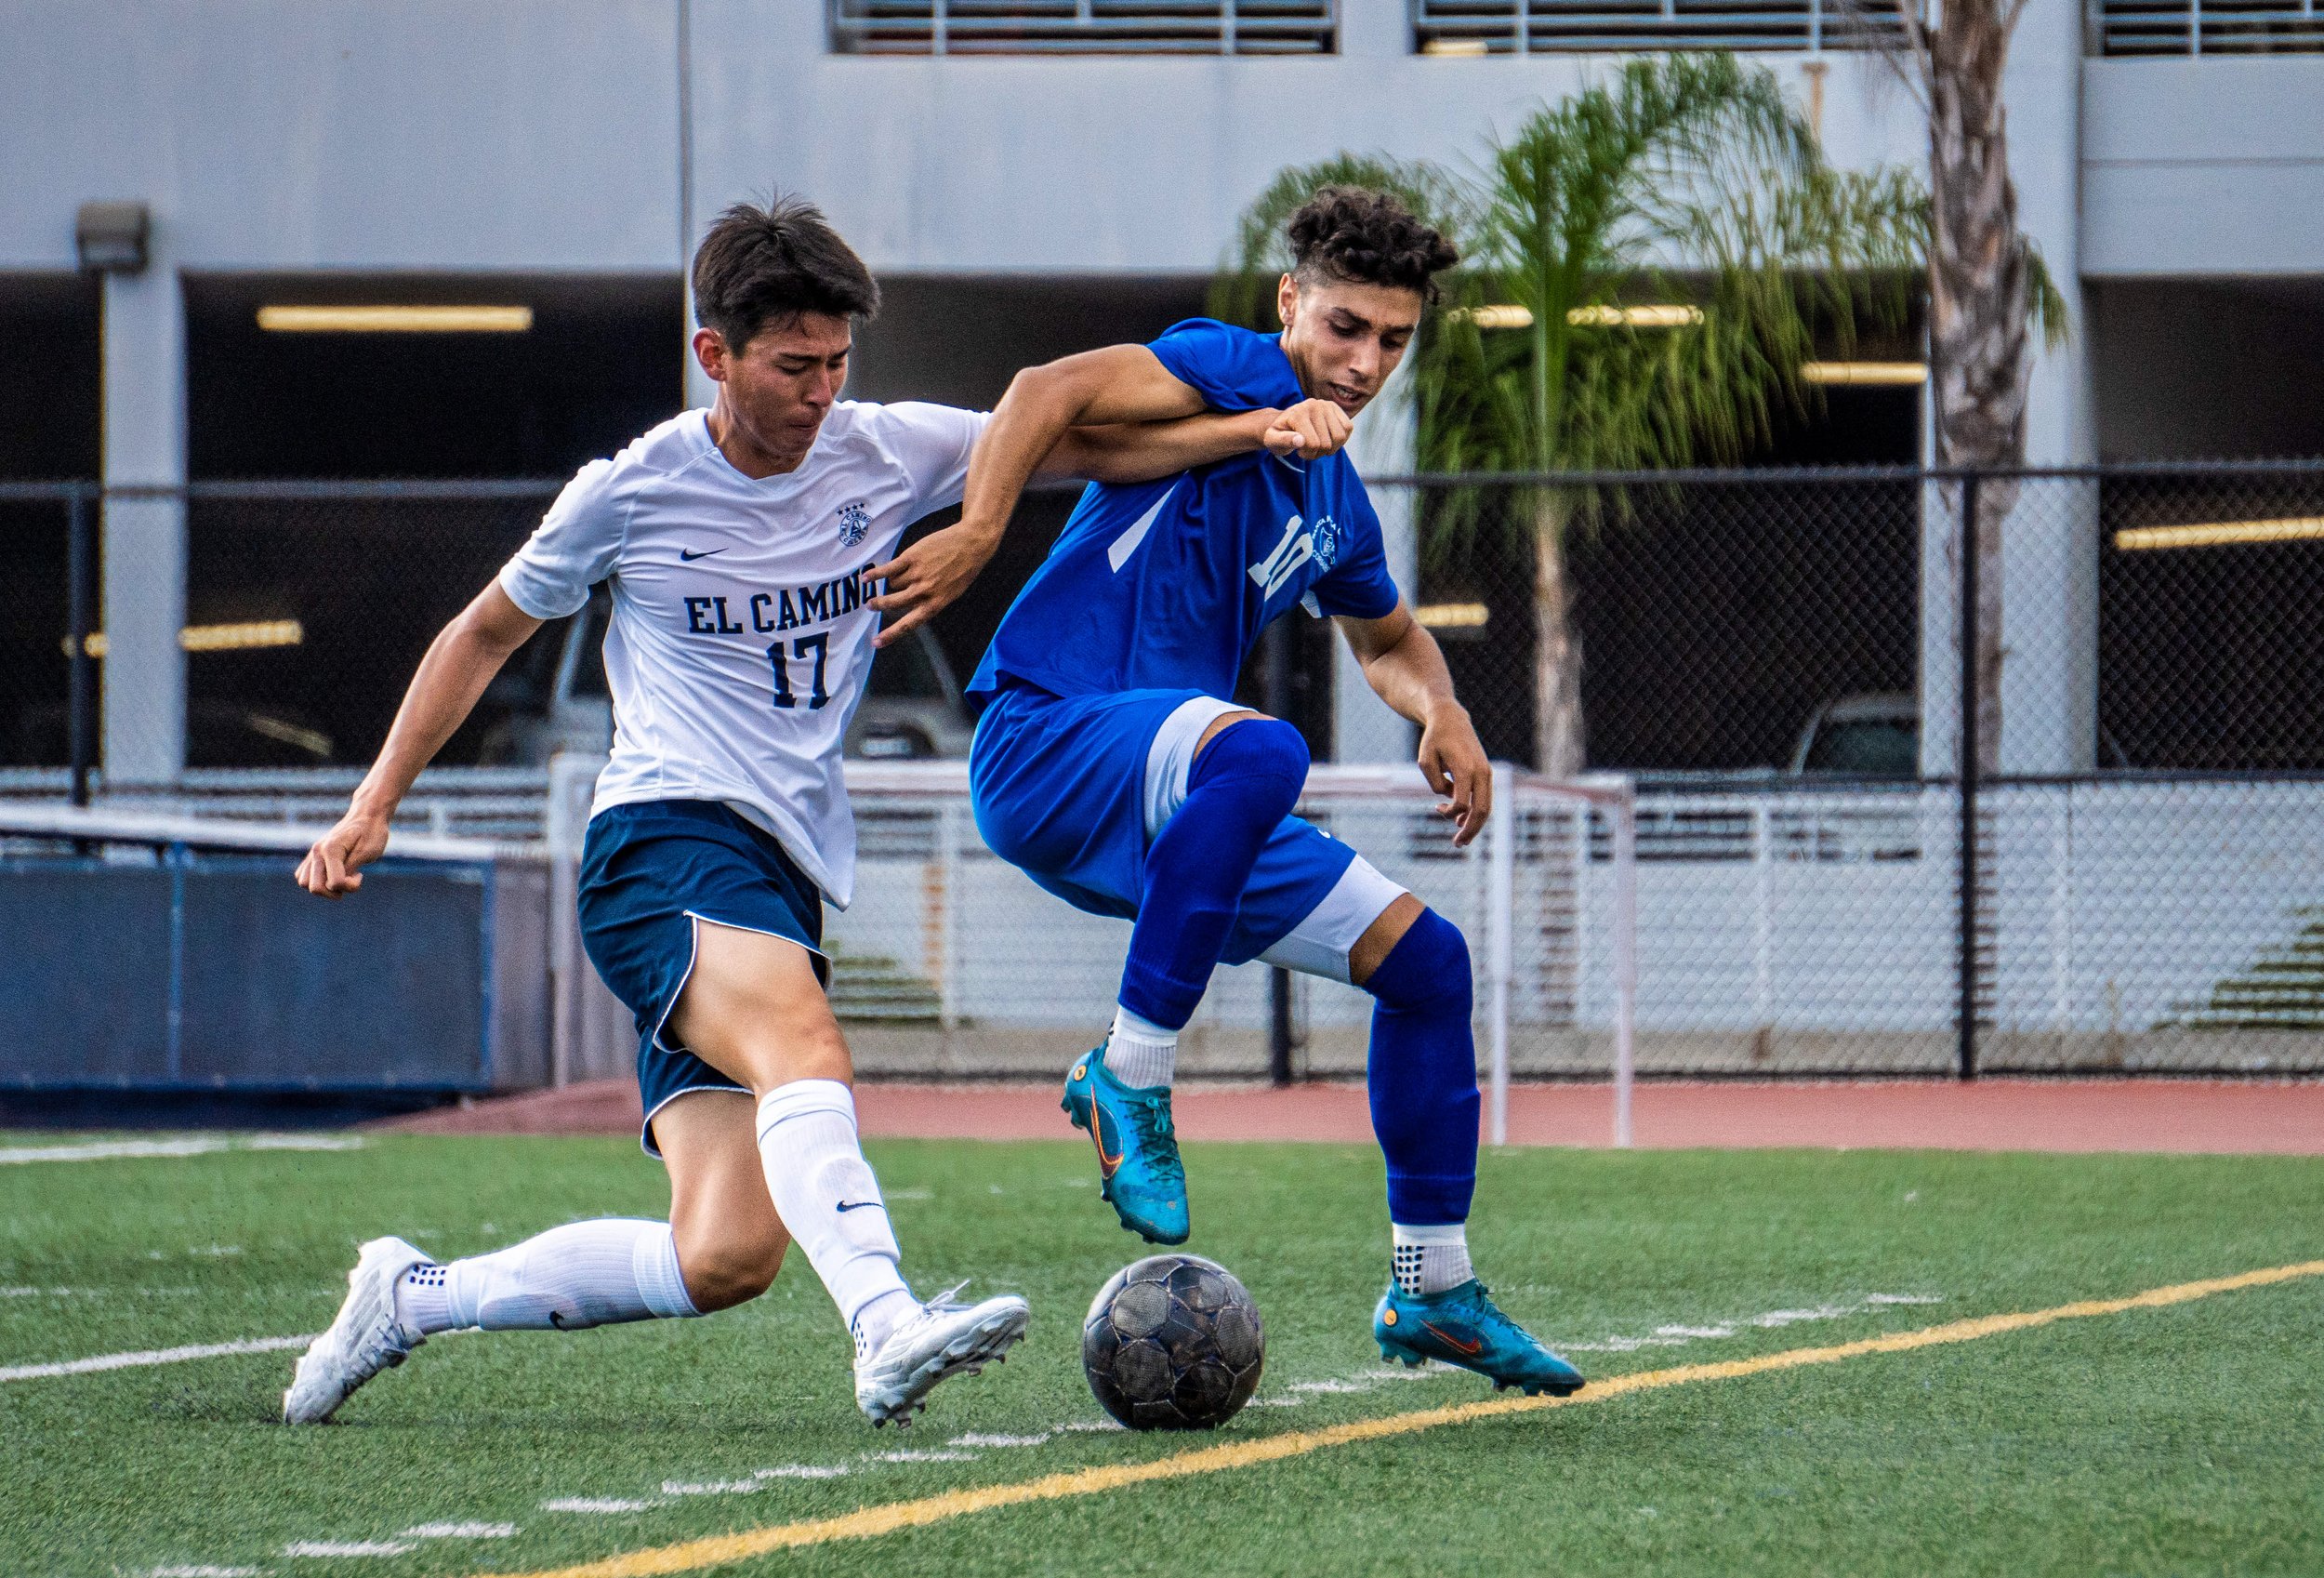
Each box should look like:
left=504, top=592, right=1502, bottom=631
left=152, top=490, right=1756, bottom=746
left=393, top=1219, right=699, bottom=1335
left=1105, top=1005, right=1178, bottom=1090
left=754, top=1080, right=917, bottom=1356
left=1392, top=1222, right=1474, bottom=1296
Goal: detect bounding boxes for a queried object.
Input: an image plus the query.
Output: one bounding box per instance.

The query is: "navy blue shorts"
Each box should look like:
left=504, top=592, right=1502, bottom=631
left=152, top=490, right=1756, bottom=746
left=577, top=800, right=826, bottom=1157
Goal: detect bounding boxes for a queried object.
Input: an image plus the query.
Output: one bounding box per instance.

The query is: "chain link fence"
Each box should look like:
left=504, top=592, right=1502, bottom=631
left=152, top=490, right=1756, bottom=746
left=1374, top=463, right=2324, bottom=1076
left=4, top=465, right=2319, bottom=1081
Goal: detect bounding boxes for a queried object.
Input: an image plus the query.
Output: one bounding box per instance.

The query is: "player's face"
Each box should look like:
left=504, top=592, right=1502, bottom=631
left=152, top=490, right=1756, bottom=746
left=1275, top=275, right=1424, bottom=418
left=695, top=312, right=853, bottom=471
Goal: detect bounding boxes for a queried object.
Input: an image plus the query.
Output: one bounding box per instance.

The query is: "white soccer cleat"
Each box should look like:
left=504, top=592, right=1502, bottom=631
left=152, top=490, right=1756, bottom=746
left=283, top=1235, right=430, bottom=1425
left=853, top=1285, right=1030, bottom=1428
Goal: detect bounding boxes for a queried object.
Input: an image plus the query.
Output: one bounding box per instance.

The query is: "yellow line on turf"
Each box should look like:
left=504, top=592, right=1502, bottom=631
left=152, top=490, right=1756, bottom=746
left=482, top=1259, right=2324, bottom=1578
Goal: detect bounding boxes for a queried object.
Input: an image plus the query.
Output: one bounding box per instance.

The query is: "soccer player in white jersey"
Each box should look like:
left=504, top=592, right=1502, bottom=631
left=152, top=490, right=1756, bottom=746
left=282, top=197, right=1343, bottom=1428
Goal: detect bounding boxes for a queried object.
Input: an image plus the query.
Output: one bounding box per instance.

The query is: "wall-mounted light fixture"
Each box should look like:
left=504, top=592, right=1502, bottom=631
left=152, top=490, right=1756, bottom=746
left=74, top=202, right=150, bottom=273
left=1452, top=304, right=1704, bottom=330
left=1800, top=361, right=1927, bottom=386
left=1414, top=602, right=1490, bottom=631
left=67, top=619, right=305, bottom=658
left=256, top=305, right=535, bottom=333
left=2115, top=517, right=2324, bottom=551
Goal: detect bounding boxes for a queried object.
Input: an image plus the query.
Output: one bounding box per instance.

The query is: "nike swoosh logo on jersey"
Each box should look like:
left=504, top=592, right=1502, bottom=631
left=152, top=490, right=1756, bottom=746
left=1106, top=478, right=1182, bottom=572
left=679, top=547, right=728, bottom=561
left=836, top=1200, right=884, bottom=1213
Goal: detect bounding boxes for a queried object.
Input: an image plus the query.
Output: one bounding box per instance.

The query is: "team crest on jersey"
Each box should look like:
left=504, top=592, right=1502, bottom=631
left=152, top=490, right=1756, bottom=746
left=1248, top=512, right=1342, bottom=599
left=1308, top=514, right=1342, bottom=572
left=836, top=501, right=871, bottom=548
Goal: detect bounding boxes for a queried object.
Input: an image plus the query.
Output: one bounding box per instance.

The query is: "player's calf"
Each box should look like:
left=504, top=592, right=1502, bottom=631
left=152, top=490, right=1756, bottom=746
left=1355, top=905, right=1584, bottom=1393
left=1364, top=906, right=1484, bottom=1285
left=283, top=1218, right=704, bottom=1425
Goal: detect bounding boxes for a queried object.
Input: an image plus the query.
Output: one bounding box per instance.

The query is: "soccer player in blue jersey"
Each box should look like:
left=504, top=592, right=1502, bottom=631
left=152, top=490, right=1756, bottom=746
left=874, top=187, right=1585, bottom=1397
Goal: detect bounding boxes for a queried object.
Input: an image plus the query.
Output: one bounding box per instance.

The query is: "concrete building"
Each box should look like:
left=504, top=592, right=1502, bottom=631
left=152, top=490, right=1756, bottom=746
left=4, top=0, right=2322, bottom=783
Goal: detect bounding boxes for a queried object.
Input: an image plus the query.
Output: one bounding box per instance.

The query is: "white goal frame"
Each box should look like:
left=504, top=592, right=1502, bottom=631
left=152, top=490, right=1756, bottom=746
left=845, top=760, right=1641, bottom=1149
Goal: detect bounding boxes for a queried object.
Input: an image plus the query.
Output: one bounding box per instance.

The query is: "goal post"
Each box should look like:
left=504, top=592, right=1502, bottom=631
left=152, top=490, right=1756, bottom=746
left=842, top=760, right=1640, bottom=1147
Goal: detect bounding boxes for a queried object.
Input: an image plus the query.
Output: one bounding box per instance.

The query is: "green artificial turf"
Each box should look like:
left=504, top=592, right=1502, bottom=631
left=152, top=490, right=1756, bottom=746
left=3, top=1132, right=2321, bottom=1577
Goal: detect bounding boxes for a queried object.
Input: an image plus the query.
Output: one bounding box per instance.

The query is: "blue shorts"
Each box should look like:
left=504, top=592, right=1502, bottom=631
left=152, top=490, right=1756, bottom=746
left=577, top=800, right=826, bottom=1157
left=969, top=683, right=1370, bottom=970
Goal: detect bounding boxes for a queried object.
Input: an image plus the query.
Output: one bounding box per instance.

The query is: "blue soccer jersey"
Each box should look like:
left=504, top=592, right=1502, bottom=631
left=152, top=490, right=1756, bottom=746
left=965, top=319, right=1402, bottom=708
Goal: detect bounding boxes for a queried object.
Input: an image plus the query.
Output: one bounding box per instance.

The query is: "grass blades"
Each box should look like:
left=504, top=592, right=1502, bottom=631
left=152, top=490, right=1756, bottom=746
left=3, top=1134, right=2321, bottom=1576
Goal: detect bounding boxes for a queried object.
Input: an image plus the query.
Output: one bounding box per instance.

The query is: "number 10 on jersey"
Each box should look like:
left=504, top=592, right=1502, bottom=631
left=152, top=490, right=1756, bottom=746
left=767, top=632, right=830, bottom=709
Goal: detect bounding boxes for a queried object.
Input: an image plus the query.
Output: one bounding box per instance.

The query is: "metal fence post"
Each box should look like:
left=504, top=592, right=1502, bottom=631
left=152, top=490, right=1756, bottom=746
left=545, top=751, right=592, bottom=1088
left=1957, top=470, right=1982, bottom=1081
left=937, top=800, right=961, bottom=1039
left=1486, top=762, right=1515, bottom=1147
left=66, top=487, right=97, bottom=809
left=1264, top=617, right=1296, bottom=1085
left=1610, top=789, right=1637, bottom=1149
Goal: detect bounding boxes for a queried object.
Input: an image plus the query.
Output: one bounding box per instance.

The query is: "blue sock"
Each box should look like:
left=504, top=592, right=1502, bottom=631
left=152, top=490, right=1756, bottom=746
left=1364, top=908, right=1479, bottom=1227
left=1117, top=718, right=1307, bottom=1030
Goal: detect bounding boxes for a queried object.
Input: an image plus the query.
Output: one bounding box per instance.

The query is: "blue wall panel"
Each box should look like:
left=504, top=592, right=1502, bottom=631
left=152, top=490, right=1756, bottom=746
left=0, top=862, right=174, bottom=1083
left=0, top=854, right=516, bottom=1093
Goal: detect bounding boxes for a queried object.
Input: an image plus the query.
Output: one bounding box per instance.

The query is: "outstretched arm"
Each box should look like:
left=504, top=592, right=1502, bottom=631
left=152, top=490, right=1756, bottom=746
left=1339, top=603, right=1493, bottom=847
left=295, top=581, right=543, bottom=896
left=867, top=343, right=1353, bottom=645
left=1039, top=400, right=1351, bottom=484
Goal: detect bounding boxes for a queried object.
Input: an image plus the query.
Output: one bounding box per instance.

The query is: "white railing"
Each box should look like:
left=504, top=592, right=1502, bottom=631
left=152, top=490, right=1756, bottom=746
left=1410, top=0, right=1909, bottom=54
left=2098, top=0, right=2324, bottom=55
left=834, top=761, right=1643, bottom=1145
left=829, top=0, right=1338, bottom=55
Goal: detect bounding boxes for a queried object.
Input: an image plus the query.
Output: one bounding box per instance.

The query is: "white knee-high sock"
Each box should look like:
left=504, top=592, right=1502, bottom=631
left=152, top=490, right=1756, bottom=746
left=754, top=1079, right=917, bottom=1355
left=393, top=1219, right=699, bottom=1334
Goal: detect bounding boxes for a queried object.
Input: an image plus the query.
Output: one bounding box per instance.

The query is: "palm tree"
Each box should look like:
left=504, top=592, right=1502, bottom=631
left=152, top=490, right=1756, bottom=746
left=1886, top=0, right=2069, bottom=773
left=1218, top=55, right=1923, bottom=774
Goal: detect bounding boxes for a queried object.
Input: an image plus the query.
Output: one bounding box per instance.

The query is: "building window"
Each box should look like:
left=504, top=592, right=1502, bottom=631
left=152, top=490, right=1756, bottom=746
left=829, top=0, right=1337, bottom=55
left=2096, top=0, right=2324, bottom=55
left=1411, top=0, right=1908, bottom=53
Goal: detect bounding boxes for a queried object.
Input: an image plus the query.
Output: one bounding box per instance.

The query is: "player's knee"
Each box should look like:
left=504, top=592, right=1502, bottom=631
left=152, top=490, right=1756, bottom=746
left=1191, top=716, right=1309, bottom=821
left=1365, top=908, right=1472, bottom=1016
left=675, top=1230, right=786, bottom=1313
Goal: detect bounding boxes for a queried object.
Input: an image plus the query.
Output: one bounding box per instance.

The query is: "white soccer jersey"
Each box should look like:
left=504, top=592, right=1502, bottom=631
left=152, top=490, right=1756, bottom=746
left=498, top=402, right=986, bottom=907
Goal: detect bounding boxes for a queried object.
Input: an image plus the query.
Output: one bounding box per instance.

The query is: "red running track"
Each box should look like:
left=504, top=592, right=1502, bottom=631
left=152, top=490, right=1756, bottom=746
left=381, top=1077, right=2324, bottom=1155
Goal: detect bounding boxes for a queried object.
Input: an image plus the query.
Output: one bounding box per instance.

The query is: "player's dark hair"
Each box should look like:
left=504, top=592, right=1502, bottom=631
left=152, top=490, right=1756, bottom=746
left=692, top=195, right=880, bottom=351
left=1286, top=186, right=1459, bottom=306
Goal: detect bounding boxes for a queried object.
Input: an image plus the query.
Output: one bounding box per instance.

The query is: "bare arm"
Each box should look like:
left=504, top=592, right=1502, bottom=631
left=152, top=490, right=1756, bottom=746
left=295, top=581, right=543, bottom=896
left=1340, top=603, right=1494, bottom=847
left=1038, top=400, right=1349, bottom=484
left=968, top=345, right=1209, bottom=527
left=866, top=366, right=1353, bottom=646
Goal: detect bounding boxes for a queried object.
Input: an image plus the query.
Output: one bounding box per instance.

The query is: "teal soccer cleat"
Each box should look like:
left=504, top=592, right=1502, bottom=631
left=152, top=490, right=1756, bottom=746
left=1062, top=1041, right=1190, bottom=1244
left=1374, top=1279, right=1587, bottom=1397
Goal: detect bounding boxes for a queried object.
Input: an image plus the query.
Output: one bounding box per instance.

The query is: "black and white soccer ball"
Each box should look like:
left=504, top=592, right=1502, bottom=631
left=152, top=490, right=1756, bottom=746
left=1081, top=1253, right=1265, bottom=1430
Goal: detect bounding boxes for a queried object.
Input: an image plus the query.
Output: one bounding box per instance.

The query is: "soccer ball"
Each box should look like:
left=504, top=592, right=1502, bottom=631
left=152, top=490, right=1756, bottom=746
left=1080, top=1253, right=1265, bottom=1430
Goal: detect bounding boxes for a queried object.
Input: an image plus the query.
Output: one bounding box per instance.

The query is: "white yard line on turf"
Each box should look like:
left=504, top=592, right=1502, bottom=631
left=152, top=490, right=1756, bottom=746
left=0, top=1134, right=363, bottom=1165
left=0, top=1333, right=313, bottom=1383
left=517, top=1290, right=1947, bottom=1532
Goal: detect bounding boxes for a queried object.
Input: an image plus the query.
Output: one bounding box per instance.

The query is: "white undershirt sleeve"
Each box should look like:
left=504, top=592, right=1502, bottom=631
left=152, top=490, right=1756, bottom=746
left=498, top=457, right=627, bottom=619
left=875, top=403, right=990, bottom=519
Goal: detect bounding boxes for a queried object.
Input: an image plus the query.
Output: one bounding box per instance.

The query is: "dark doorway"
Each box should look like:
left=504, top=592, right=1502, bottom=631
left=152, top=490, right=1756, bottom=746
left=186, top=273, right=683, bottom=480
left=0, top=273, right=100, bottom=767
left=181, top=273, right=681, bottom=765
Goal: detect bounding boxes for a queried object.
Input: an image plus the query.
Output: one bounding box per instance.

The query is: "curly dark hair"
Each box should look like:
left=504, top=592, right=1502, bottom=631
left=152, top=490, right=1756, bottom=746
left=1286, top=185, right=1459, bottom=305
left=692, top=194, right=879, bottom=351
